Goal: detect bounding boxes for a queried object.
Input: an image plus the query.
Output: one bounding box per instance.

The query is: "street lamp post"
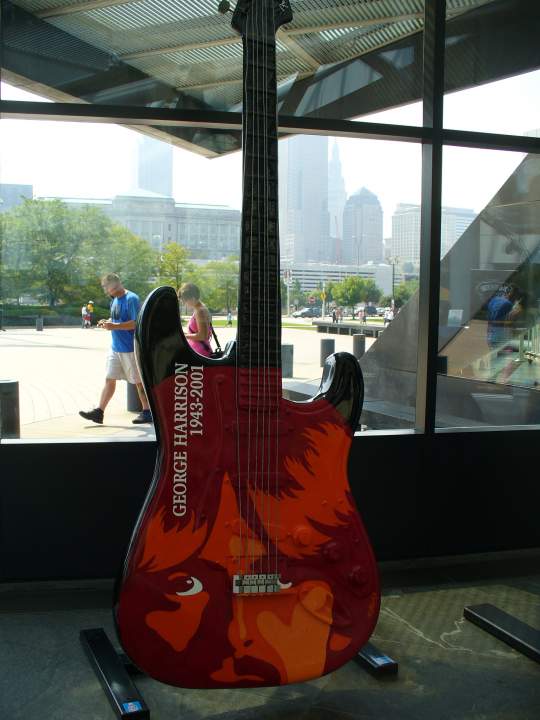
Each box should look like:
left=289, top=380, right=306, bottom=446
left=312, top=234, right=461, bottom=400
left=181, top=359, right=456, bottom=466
left=283, top=268, right=292, bottom=316
left=390, top=256, right=399, bottom=308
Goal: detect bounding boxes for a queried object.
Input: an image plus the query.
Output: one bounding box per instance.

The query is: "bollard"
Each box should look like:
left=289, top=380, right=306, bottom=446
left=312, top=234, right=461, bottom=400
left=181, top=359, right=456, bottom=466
left=281, top=344, right=294, bottom=378
left=35, top=316, right=44, bottom=331
left=127, top=382, right=142, bottom=412
left=0, top=380, right=20, bottom=438
left=353, top=333, right=366, bottom=360
left=320, top=338, right=335, bottom=367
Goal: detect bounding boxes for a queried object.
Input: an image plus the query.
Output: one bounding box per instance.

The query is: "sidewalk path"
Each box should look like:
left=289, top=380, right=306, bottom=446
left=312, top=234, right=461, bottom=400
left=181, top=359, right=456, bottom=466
left=0, top=324, right=374, bottom=440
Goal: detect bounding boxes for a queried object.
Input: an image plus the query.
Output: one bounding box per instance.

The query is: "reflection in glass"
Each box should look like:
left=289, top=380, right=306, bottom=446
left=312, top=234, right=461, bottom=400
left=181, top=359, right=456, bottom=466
left=444, top=0, right=540, bottom=136
left=436, top=152, right=540, bottom=427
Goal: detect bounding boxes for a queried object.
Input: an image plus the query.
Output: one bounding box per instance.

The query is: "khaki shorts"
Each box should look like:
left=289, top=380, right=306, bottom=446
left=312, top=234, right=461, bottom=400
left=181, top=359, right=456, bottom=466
left=105, top=351, right=141, bottom=384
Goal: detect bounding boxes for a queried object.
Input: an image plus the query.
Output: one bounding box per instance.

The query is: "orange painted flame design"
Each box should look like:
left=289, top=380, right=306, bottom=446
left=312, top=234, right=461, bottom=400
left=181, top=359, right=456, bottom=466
left=127, top=419, right=372, bottom=686
left=137, top=508, right=207, bottom=573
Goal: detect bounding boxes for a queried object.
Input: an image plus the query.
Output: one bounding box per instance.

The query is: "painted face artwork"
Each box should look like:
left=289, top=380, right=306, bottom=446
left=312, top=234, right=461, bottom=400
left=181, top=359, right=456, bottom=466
left=117, top=370, right=379, bottom=689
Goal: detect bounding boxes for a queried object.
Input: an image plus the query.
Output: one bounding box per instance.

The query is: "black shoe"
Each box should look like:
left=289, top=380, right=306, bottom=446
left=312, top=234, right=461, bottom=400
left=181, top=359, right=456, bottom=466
left=79, top=408, right=104, bottom=424
left=132, top=409, right=153, bottom=424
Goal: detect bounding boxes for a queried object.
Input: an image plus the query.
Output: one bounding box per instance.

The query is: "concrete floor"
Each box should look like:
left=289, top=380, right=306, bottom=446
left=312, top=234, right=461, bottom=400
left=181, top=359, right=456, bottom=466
left=1, top=550, right=538, bottom=720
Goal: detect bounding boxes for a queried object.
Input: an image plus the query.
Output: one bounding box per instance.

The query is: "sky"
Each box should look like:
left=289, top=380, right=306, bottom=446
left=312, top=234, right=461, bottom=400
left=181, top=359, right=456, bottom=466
left=1, top=69, right=538, bottom=236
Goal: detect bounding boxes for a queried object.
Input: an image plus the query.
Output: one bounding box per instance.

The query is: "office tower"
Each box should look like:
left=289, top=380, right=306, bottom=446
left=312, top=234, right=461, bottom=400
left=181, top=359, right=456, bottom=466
left=138, top=136, right=173, bottom=198
left=391, top=204, right=476, bottom=262
left=279, top=135, right=329, bottom=264
left=328, top=142, right=347, bottom=262
left=391, top=204, right=422, bottom=263
left=342, top=187, right=383, bottom=265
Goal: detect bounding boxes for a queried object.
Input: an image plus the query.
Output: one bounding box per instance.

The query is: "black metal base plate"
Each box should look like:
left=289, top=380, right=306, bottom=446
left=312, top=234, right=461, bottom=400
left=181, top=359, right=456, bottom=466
left=80, top=628, right=150, bottom=718
left=354, top=641, right=398, bottom=675
left=464, top=603, right=540, bottom=664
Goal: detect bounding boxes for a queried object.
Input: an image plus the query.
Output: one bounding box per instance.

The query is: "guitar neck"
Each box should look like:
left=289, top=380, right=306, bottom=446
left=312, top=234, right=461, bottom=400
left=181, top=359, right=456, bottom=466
left=237, top=34, right=281, bottom=370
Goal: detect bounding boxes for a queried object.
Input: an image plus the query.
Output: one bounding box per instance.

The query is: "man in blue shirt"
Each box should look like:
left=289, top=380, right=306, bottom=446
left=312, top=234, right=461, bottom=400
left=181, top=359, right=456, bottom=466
left=486, top=284, right=517, bottom=349
left=79, top=273, right=152, bottom=425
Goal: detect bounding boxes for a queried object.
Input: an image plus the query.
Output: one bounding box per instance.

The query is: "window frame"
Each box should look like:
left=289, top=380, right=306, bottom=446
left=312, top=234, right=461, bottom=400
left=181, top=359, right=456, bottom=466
left=2, top=0, right=540, bottom=441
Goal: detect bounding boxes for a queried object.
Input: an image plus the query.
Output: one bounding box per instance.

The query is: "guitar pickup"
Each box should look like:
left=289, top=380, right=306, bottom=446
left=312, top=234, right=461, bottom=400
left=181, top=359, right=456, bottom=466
left=233, top=573, right=281, bottom=594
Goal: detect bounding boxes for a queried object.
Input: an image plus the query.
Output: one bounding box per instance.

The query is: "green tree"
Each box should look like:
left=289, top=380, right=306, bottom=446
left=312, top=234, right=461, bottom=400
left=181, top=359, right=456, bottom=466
left=323, top=281, right=335, bottom=305
left=290, top=279, right=307, bottom=309
left=182, top=257, right=239, bottom=313
left=158, top=242, right=193, bottom=291
left=1, top=199, right=158, bottom=310
left=1, top=199, right=87, bottom=307
left=394, top=279, right=419, bottom=309
left=79, top=219, right=158, bottom=307
left=332, top=276, right=382, bottom=316
left=332, top=277, right=364, bottom=315
left=363, top=279, right=382, bottom=304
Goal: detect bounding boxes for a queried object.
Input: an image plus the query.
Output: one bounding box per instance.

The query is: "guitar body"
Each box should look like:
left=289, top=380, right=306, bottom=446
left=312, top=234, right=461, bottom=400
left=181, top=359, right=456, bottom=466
left=114, top=0, right=380, bottom=689
left=114, top=287, right=379, bottom=688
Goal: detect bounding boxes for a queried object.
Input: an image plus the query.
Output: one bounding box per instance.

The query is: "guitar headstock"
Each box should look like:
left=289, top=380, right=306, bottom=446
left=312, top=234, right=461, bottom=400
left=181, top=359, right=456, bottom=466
left=231, top=0, right=293, bottom=38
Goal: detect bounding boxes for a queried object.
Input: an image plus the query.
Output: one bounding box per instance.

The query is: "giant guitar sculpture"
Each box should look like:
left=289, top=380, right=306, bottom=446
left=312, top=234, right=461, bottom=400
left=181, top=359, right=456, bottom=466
left=114, top=0, right=380, bottom=688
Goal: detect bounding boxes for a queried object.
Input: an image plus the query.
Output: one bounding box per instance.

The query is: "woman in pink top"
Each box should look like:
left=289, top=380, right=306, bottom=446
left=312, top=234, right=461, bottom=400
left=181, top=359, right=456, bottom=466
left=179, top=282, right=213, bottom=357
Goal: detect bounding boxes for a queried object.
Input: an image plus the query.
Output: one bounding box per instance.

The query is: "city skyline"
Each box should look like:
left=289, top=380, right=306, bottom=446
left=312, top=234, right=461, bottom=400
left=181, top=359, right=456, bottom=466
left=1, top=68, right=537, bottom=237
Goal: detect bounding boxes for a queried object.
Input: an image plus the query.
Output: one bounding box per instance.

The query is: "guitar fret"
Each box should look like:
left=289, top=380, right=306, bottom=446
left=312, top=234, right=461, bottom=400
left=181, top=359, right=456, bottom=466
left=236, top=23, right=282, bottom=371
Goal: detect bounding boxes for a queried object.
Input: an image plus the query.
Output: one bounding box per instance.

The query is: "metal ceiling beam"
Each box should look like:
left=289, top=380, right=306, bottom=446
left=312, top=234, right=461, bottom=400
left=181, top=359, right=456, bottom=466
left=118, top=13, right=421, bottom=61
left=121, top=36, right=239, bottom=61
left=117, top=6, right=482, bottom=62
left=176, top=71, right=311, bottom=93
left=286, top=12, right=422, bottom=36
left=37, top=0, right=136, bottom=19
left=276, top=30, right=320, bottom=71
left=36, top=0, right=488, bottom=22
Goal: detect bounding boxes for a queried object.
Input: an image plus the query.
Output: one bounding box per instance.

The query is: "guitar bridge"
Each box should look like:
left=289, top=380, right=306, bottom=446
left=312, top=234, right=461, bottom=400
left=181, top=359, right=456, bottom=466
left=233, top=573, right=281, bottom=594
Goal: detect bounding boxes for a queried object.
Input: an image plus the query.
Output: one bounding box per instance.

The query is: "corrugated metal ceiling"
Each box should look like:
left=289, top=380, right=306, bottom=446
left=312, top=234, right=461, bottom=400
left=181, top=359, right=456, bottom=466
left=8, top=0, right=491, bottom=109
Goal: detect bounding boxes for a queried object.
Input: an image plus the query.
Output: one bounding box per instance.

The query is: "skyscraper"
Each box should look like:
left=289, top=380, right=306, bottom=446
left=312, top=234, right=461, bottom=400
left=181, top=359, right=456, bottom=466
left=342, top=188, right=384, bottom=265
left=328, top=142, right=347, bottom=262
left=279, top=135, right=329, bottom=264
left=391, top=204, right=421, bottom=263
left=138, top=136, right=173, bottom=198
left=391, top=204, right=476, bottom=262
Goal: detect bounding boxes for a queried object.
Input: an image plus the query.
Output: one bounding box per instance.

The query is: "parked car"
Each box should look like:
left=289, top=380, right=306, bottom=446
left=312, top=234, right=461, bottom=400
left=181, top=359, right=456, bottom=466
left=292, top=306, right=322, bottom=318
left=364, top=305, right=378, bottom=317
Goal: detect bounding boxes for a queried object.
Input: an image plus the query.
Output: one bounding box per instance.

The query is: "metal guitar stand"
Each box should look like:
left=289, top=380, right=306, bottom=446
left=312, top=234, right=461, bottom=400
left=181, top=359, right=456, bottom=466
left=354, top=642, right=399, bottom=676
left=80, top=628, right=150, bottom=719
left=464, top=603, right=540, bottom=663
left=81, top=627, right=398, bottom=720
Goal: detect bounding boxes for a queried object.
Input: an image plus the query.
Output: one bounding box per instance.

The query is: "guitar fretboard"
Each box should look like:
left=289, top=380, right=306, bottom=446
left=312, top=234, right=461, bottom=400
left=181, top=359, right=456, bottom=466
left=237, top=33, right=282, bottom=372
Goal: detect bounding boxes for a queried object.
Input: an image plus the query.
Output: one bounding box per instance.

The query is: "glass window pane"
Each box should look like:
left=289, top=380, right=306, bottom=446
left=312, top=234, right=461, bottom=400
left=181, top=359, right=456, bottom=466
left=444, top=0, right=540, bottom=137
left=0, top=117, right=241, bottom=441
left=436, top=147, right=540, bottom=428
left=279, top=134, right=421, bottom=431
left=2, top=1, right=431, bottom=155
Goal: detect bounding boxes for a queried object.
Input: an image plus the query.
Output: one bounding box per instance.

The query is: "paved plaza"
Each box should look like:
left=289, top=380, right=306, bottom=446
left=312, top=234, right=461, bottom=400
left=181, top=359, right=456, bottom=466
left=0, top=321, right=375, bottom=440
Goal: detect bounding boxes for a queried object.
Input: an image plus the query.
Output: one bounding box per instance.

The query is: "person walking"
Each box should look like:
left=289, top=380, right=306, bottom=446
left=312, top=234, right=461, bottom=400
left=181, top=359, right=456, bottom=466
left=81, top=303, right=88, bottom=329
left=79, top=273, right=152, bottom=425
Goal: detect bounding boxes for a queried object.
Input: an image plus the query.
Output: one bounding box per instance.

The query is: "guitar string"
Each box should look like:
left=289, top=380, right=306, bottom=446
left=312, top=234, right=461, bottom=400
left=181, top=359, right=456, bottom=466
left=272, top=5, right=280, bottom=583
left=236, top=16, right=250, bottom=582
left=270, top=3, right=278, bottom=582
left=252, top=2, right=261, bottom=576
left=263, top=0, right=270, bottom=576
